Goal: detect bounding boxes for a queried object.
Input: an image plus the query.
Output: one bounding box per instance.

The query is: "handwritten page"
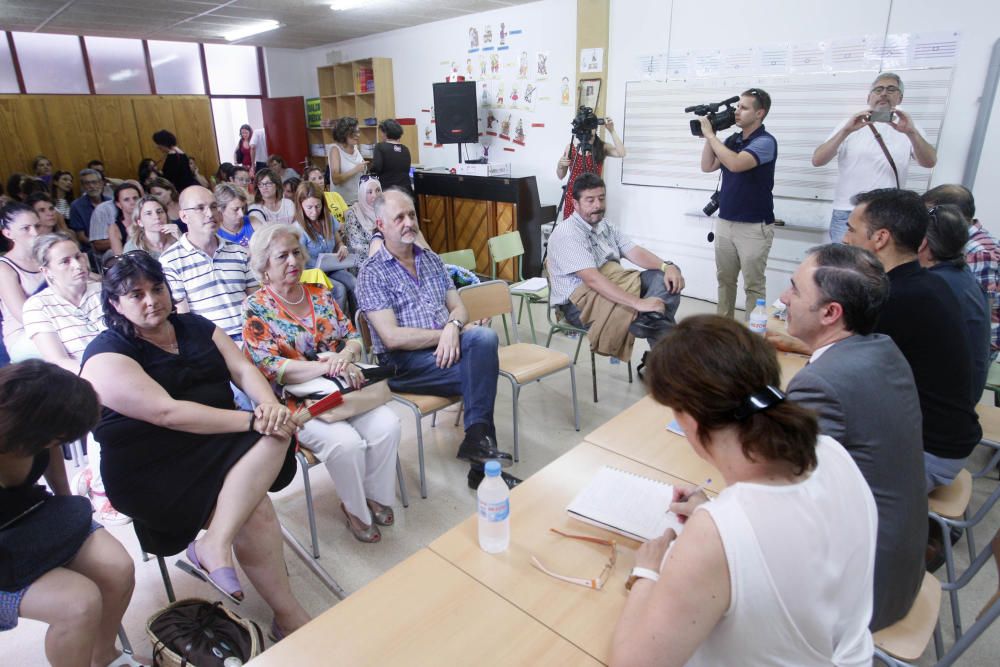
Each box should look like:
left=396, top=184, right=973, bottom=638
left=567, top=466, right=684, bottom=542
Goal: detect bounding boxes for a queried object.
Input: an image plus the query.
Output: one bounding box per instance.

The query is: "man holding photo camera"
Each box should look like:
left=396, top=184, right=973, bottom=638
left=812, top=72, right=937, bottom=242
left=700, top=88, right=776, bottom=320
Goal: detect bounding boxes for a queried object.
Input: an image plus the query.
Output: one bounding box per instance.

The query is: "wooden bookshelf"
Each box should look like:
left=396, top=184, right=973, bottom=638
left=315, top=57, right=418, bottom=163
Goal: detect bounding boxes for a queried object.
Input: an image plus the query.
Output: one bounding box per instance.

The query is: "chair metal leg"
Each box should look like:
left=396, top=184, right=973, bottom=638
left=525, top=298, right=539, bottom=345
left=591, top=349, right=598, bottom=403
left=454, top=406, right=462, bottom=427
left=574, top=335, right=585, bottom=364
left=279, top=523, right=347, bottom=600
left=297, top=453, right=320, bottom=559
left=157, top=556, right=176, bottom=603
left=396, top=455, right=409, bottom=508
left=117, top=625, right=134, bottom=655
left=511, top=382, right=520, bottom=462
left=965, top=509, right=976, bottom=564
left=141, top=550, right=150, bottom=563
left=404, top=405, right=427, bottom=498
left=933, top=513, right=964, bottom=640
left=431, top=412, right=437, bottom=427
left=569, top=364, right=580, bottom=431
left=500, top=314, right=510, bottom=344
left=545, top=327, right=555, bottom=348
left=933, top=620, right=943, bottom=660
left=627, top=360, right=633, bottom=384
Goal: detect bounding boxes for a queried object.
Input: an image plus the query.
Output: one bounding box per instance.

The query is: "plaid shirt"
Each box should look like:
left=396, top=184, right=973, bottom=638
left=965, top=220, right=1000, bottom=353
left=356, top=245, right=453, bottom=354
left=547, top=212, right=636, bottom=305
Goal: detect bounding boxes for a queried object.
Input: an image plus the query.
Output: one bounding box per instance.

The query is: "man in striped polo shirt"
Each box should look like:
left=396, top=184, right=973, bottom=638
left=159, top=185, right=258, bottom=343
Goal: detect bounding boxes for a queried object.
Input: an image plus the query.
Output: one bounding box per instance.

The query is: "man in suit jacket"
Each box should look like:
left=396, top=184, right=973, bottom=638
left=776, top=243, right=927, bottom=632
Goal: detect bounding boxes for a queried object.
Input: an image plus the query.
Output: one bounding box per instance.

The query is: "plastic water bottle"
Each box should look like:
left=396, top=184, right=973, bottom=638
left=477, top=460, right=510, bottom=553
left=749, top=298, right=768, bottom=335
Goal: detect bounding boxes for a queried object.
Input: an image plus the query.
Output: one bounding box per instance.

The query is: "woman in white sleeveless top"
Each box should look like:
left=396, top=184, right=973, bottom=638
left=327, top=117, right=367, bottom=205
left=611, top=315, right=877, bottom=667
left=0, top=202, right=44, bottom=361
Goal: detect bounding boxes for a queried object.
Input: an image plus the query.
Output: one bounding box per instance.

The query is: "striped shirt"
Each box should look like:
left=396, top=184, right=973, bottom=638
left=159, top=234, right=258, bottom=339
left=22, top=282, right=105, bottom=364
left=356, top=245, right=452, bottom=354
left=547, top=212, right=637, bottom=305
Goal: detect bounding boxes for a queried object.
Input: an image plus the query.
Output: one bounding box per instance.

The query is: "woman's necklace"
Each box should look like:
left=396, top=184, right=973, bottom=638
left=271, top=283, right=306, bottom=306
left=138, top=325, right=178, bottom=353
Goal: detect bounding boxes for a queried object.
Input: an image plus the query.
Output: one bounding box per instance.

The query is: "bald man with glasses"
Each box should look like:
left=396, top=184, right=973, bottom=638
left=813, top=72, right=937, bottom=243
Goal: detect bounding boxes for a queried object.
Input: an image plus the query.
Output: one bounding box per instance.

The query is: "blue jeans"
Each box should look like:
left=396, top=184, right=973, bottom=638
left=830, top=209, right=851, bottom=243
left=327, top=269, right=356, bottom=315
left=558, top=269, right=681, bottom=342
left=379, top=327, right=499, bottom=431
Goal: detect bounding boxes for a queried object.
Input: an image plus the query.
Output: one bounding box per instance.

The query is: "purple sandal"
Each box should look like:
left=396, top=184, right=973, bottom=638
left=185, top=541, right=244, bottom=604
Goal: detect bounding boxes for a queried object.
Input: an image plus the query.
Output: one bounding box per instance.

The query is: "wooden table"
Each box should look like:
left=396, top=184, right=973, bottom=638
left=430, top=442, right=691, bottom=665
left=583, top=351, right=809, bottom=495
left=247, top=548, right=600, bottom=667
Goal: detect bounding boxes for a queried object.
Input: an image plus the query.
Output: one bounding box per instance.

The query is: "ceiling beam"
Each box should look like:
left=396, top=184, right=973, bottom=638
left=34, top=0, right=79, bottom=33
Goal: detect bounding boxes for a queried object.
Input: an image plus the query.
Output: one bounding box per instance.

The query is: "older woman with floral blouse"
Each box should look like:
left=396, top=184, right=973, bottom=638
left=243, top=224, right=401, bottom=543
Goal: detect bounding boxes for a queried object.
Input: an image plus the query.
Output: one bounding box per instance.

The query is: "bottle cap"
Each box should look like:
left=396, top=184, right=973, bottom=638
left=755, top=298, right=766, bottom=306
left=484, top=460, right=501, bottom=476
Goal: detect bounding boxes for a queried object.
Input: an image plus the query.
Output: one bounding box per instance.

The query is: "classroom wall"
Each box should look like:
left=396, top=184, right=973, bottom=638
left=606, top=0, right=1000, bottom=304
left=0, top=94, right=219, bottom=186
left=281, top=0, right=578, bottom=207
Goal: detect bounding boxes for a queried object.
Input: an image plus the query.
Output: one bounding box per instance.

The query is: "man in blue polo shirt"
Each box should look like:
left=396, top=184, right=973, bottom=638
left=699, top=88, right=777, bottom=319
left=68, top=168, right=109, bottom=250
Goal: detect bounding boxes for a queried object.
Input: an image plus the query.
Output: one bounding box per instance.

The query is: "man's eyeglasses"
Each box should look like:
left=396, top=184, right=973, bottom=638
left=530, top=529, right=617, bottom=590
left=871, top=86, right=901, bottom=95
left=181, top=203, right=219, bottom=216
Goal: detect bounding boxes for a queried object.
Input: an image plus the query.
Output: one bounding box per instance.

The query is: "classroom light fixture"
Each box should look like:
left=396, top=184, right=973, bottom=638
left=330, top=0, right=366, bottom=10
left=222, top=20, right=281, bottom=42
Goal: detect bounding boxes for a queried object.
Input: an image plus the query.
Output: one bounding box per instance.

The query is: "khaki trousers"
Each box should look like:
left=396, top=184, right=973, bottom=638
left=715, top=218, right=774, bottom=319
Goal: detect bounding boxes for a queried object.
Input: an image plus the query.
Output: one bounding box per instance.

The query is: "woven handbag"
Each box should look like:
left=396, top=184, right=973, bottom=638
left=147, top=598, right=263, bottom=667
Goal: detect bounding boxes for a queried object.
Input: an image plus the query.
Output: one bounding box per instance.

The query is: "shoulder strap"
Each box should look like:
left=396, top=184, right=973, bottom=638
left=867, top=124, right=901, bottom=188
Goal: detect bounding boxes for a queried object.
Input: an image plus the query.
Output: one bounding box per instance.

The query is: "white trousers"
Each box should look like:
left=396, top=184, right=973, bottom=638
left=296, top=404, right=401, bottom=524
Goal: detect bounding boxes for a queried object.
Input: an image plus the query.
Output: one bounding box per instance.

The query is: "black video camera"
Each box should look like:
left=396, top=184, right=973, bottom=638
left=571, top=106, right=605, bottom=154
left=703, top=191, right=721, bottom=217
left=685, top=96, right=740, bottom=137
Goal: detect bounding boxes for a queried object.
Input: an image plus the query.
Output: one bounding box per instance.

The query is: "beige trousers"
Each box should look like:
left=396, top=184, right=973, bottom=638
left=714, top=219, right=774, bottom=319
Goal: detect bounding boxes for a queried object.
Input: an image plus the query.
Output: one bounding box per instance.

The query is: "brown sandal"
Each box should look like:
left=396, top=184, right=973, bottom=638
left=341, top=502, right=380, bottom=543
left=366, top=499, right=394, bottom=527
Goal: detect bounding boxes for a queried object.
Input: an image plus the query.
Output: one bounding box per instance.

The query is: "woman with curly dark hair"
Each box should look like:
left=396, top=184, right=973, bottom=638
left=327, top=117, right=367, bottom=205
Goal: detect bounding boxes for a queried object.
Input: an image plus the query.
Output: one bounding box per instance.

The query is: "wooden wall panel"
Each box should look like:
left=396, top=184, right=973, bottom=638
left=43, top=97, right=102, bottom=180
left=419, top=195, right=450, bottom=253
left=168, top=97, right=219, bottom=179
left=89, top=96, right=144, bottom=181
left=131, top=96, right=177, bottom=163
left=0, top=95, right=219, bottom=187
left=0, top=96, right=56, bottom=180
left=451, top=198, right=491, bottom=275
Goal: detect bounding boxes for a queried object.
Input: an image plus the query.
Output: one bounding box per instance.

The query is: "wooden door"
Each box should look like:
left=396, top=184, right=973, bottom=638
left=262, top=96, right=309, bottom=174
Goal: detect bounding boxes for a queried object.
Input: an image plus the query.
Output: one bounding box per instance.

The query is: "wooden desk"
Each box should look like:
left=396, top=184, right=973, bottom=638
left=248, top=549, right=599, bottom=667
left=430, top=442, right=691, bottom=665
left=583, top=351, right=809, bottom=494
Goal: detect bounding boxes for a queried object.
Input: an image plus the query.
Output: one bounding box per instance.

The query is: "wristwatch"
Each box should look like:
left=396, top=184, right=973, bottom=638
left=448, top=319, right=464, bottom=331
left=625, top=567, right=660, bottom=591
left=660, top=260, right=675, bottom=273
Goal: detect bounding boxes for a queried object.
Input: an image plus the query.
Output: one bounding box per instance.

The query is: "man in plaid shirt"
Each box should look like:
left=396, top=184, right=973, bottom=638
left=923, top=185, right=999, bottom=361
left=357, top=189, right=519, bottom=490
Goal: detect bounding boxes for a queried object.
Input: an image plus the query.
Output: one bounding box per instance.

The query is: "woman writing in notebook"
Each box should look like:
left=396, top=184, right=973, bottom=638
left=610, top=315, right=878, bottom=667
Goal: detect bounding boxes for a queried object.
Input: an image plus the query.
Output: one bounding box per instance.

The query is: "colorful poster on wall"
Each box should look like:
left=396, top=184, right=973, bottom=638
left=306, top=97, right=322, bottom=129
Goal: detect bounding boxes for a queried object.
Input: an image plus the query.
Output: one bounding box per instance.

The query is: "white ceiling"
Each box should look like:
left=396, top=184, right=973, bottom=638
left=1, top=0, right=538, bottom=50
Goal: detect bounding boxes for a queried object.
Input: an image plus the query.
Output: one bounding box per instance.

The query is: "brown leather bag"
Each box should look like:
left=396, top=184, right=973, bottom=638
left=146, top=598, right=262, bottom=667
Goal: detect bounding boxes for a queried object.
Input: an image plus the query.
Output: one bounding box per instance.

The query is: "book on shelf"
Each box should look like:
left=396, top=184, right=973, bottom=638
left=566, top=466, right=684, bottom=542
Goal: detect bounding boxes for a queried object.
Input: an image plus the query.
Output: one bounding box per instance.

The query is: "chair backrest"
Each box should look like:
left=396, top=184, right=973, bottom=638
left=324, top=191, right=349, bottom=224
left=487, top=231, right=524, bottom=280
left=438, top=248, right=477, bottom=271
left=354, top=310, right=375, bottom=363
left=459, top=280, right=519, bottom=344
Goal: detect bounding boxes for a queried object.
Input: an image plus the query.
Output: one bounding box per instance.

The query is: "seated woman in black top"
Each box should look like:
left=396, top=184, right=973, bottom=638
left=0, top=360, right=140, bottom=667
left=371, top=119, right=412, bottom=195
left=79, top=251, right=310, bottom=637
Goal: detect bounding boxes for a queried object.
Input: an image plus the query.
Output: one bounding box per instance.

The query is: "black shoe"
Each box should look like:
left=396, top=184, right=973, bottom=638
left=628, top=311, right=670, bottom=339
left=467, top=465, right=522, bottom=490
left=456, top=426, right=514, bottom=468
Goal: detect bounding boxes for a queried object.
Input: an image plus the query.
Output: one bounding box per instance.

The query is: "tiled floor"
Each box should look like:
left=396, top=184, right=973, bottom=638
left=4, top=297, right=998, bottom=665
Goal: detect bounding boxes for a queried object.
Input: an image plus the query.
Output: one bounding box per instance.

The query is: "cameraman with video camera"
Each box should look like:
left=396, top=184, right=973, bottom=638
left=555, top=108, right=625, bottom=219
left=699, top=88, right=776, bottom=320
left=812, top=73, right=937, bottom=242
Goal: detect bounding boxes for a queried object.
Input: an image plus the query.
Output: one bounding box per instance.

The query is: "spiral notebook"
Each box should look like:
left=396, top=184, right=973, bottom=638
left=566, top=466, right=684, bottom=542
